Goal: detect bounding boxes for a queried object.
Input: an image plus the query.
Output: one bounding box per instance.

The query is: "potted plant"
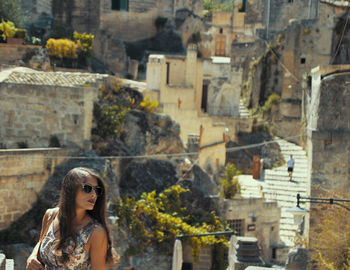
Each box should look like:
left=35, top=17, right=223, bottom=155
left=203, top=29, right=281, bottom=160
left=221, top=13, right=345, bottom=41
left=8, top=28, right=26, bottom=44
left=0, top=19, right=26, bottom=44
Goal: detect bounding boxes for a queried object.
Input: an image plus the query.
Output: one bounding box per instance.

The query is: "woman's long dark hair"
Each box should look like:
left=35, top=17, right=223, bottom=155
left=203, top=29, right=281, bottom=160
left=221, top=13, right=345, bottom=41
left=56, top=167, right=113, bottom=264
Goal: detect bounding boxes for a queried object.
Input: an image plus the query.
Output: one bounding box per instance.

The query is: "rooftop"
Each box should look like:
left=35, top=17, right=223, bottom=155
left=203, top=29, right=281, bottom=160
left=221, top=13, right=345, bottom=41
left=0, top=67, right=108, bottom=87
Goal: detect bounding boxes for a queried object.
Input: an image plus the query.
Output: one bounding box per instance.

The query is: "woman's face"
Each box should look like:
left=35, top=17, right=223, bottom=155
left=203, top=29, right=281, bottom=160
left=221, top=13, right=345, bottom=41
left=75, top=175, right=99, bottom=211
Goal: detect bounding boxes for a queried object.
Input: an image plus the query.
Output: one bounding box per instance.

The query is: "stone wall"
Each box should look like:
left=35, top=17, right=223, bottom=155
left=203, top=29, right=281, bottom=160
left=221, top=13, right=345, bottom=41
left=0, top=81, right=99, bottom=149
left=307, top=66, right=350, bottom=245
left=21, top=0, right=52, bottom=23
left=309, top=68, right=350, bottom=195
left=0, top=44, right=41, bottom=65
left=183, top=244, right=212, bottom=270
left=217, top=198, right=281, bottom=264
left=0, top=148, right=75, bottom=229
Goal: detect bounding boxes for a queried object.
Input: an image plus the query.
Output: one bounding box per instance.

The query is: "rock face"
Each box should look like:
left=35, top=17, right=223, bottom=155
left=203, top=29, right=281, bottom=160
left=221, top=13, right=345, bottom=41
left=226, top=129, right=283, bottom=174
left=119, top=159, right=179, bottom=198
left=121, top=111, right=183, bottom=156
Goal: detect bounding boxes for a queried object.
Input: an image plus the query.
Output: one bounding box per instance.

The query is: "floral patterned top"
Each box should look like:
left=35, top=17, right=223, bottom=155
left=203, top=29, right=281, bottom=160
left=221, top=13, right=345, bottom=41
left=39, top=218, right=100, bottom=270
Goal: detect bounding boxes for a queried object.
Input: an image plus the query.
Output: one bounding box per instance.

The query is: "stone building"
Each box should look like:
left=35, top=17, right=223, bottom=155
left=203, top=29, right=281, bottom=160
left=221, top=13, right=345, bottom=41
left=217, top=197, right=282, bottom=265
left=305, top=64, right=350, bottom=241
left=45, top=0, right=204, bottom=74
left=203, top=56, right=240, bottom=118
left=145, top=45, right=253, bottom=172
left=0, top=67, right=107, bottom=149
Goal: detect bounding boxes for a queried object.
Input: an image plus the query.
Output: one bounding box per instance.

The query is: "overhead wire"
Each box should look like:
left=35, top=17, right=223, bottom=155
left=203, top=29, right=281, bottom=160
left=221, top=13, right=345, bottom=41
left=1, top=134, right=303, bottom=160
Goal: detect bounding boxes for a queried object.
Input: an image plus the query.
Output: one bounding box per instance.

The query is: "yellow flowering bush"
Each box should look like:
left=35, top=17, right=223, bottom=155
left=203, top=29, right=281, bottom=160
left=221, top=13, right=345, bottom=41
left=116, top=185, right=229, bottom=258
left=46, top=38, right=78, bottom=59
left=140, top=96, right=159, bottom=113
left=73, top=31, right=94, bottom=57
left=0, top=19, right=16, bottom=40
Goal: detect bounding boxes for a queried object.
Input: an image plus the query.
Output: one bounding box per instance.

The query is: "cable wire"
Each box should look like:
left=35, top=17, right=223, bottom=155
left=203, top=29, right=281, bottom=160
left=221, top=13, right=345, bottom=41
left=1, top=135, right=303, bottom=160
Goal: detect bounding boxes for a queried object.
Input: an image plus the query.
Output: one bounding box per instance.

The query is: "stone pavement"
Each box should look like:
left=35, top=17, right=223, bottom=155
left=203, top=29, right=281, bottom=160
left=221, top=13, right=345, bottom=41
left=239, top=138, right=308, bottom=247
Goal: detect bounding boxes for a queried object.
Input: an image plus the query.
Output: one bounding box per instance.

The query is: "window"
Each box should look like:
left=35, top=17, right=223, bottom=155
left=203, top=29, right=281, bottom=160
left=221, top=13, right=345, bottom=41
left=111, top=0, right=128, bottom=11
left=215, top=37, right=225, bottom=56
left=272, top=248, right=277, bottom=259
left=300, top=57, right=306, bottom=64
left=166, top=62, right=170, bottom=84
left=182, top=263, right=193, bottom=270
left=288, top=0, right=294, bottom=3
left=227, top=219, right=244, bottom=236
left=238, top=0, right=246, bottom=12
left=220, top=28, right=223, bottom=34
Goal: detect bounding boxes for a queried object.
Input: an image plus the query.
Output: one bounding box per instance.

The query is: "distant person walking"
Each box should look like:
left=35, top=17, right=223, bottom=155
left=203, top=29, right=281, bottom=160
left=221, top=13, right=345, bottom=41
left=287, top=155, right=295, bottom=180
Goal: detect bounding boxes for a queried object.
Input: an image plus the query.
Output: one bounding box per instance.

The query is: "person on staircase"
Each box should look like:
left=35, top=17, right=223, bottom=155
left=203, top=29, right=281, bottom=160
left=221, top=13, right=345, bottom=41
left=287, top=154, right=295, bottom=181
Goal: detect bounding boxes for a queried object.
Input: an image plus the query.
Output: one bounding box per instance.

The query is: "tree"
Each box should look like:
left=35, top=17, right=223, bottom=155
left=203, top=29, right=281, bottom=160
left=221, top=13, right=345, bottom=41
left=219, top=163, right=241, bottom=199
left=0, top=0, right=22, bottom=27
left=310, top=192, right=350, bottom=270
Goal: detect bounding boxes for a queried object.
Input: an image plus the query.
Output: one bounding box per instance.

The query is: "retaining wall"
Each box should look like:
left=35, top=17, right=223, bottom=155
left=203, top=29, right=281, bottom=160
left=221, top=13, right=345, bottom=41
left=0, top=148, right=76, bottom=229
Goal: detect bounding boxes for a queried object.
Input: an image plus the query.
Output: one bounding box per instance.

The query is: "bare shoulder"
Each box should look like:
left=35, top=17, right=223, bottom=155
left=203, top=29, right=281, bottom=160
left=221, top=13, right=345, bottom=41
left=91, top=224, right=107, bottom=240
left=88, top=224, right=108, bottom=252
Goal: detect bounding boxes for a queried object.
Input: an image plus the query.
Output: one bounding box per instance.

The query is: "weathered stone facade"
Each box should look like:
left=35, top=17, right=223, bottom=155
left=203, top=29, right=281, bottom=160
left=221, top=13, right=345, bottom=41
left=21, top=0, right=52, bottom=23
left=306, top=65, right=350, bottom=245
left=308, top=65, right=350, bottom=195
left=145, top=46, right=253, bottom=172
left=0, top=148, right=74, bottom=229
left=0, top=44, right=42, bottom=66
left=0, top=69, right=107, bottom=148
left=216, top=198, right=281, bottom=264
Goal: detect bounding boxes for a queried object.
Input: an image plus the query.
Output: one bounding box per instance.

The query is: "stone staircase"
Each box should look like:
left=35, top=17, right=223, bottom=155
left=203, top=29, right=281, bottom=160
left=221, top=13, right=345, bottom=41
left=239, top=138, right=309, bottom=247
left=239, top=99, right=250, bottom=118
left=0, top=254, right=14, bottom=270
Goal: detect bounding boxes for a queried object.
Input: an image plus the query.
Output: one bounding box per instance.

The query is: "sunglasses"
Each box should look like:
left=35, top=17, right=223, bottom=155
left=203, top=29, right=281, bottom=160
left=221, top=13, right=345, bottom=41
left=81, top=184, right=103, bottom=196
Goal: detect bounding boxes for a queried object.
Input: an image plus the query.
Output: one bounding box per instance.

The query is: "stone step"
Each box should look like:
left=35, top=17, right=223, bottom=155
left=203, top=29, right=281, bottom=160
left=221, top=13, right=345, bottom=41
left=268, top=173, right=307, bottom=179
left=265, top=167, right=308, bottom=173
left=0, top=254, right=14, bottom=270
left=5, top=260, right=14, bottom=270
left=0, top=254, right=5, bottom=270
left=263, top=180, right=307, bottom=187
left=239, top=137, right=308, bottom=249
left=239, top=99, right=250, bottom=118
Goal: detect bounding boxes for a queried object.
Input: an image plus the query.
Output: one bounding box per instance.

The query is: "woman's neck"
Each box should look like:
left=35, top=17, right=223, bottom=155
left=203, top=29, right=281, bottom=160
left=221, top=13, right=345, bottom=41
left=73, top=209, right=88, bottom=225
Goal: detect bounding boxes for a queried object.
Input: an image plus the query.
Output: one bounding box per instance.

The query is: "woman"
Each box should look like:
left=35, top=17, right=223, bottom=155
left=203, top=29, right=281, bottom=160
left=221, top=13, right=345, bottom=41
left=26, top=167, right=117, bottom=270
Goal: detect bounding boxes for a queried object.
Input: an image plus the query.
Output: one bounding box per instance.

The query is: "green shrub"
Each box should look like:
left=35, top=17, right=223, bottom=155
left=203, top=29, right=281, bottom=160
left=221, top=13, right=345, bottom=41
left=261, top=93, right=281, bottom=114
left=73, top=31, right=94, bottom=58
left=219, top=163, right=241, bottom=199
left=97, top=105, right=128, bottom=137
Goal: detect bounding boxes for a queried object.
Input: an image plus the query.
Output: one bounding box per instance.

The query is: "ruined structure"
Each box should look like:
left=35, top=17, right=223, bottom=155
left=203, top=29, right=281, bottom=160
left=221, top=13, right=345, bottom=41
left=0, top=68, right=107, bottom=149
